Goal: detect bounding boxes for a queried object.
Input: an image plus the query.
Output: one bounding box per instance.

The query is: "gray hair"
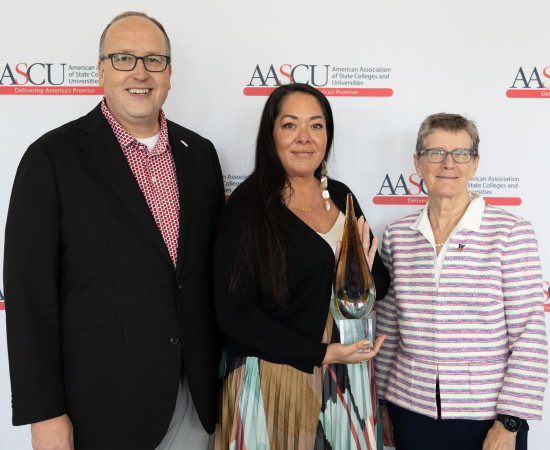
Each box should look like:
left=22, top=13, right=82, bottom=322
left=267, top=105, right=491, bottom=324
left=99, top=11, right=171, bottom=60
left=415, top=113, right=480, bottom=157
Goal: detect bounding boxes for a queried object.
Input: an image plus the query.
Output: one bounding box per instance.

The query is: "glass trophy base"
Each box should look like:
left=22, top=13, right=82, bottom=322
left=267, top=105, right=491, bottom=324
left=336, top=317, right=374, bottom=353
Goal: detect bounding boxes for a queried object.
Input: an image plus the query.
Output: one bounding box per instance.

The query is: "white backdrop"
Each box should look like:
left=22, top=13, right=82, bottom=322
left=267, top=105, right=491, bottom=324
left=1, top=0, right=549, bottom=448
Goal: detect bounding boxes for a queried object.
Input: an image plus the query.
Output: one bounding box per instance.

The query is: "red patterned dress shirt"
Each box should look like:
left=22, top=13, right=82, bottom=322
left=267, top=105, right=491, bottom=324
left=101, top=97, right=180, bottom=267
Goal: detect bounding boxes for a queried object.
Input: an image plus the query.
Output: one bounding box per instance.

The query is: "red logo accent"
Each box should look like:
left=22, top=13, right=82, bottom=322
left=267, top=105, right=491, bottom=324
left=0, top=302, right=4, bottom=311
left=373, top=196, right=428, bottom=205
left=544, top=282, right=550, bottom=313
left=0, top=86, right=104, bottom=95
left=15, top=63, right=29, bottom=85
left=279, top=64, right=293, bottom=85
left=506, top=90, right=550, bottom=98
left=373, top=196, right=521, bottom=206
left=408, top=174, right=423, bottom=195
left=244, top=87, right=393, bottom=97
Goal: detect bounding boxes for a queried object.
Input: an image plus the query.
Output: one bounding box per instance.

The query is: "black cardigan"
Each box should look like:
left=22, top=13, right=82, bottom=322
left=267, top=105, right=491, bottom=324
left=213, top=179, right=391, bottom=373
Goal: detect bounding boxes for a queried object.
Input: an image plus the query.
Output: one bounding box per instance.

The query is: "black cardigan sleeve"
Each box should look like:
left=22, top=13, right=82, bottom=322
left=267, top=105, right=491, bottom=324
left=330, top=181, right=391, bottom=300
left=213, top=196, right=328, bottom=368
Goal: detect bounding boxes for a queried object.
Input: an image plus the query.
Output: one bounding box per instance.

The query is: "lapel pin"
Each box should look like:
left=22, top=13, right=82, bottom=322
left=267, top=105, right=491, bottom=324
left=458, top=244, right=466, bottom=252
left=180, top=140, right=188, bottom=147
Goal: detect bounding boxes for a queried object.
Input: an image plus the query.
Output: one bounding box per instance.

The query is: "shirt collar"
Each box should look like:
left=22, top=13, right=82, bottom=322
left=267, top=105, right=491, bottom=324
left=100, top=96, right=170, bottom=155
left=410, top=191, right=485, bottom=243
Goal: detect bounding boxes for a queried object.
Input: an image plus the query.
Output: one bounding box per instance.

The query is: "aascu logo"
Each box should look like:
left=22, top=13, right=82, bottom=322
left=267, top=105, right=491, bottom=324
left=372, top=173, right=521, bottom=206
left=0, top=62, right=103, bottom=95
left=1, top=62, right=68, bottom=86
left=372, top=172, right=429, bottom=205
left=506, top=66, right=550, bottom=98
left=243, top=63, right=393, bottom=98
left=247, top=64, right=331, bottom=87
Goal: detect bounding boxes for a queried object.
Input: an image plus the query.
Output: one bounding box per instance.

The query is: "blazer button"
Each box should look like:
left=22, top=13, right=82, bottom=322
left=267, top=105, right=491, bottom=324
left=170, top=336, right=179, bottom=345
left=175, top=284, right=182, bottom=293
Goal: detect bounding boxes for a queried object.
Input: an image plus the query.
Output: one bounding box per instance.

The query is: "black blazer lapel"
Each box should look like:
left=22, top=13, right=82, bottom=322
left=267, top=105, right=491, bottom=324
left=78, top=105, right=174, bottom=270
left=168, top=124, right=196, bottom=279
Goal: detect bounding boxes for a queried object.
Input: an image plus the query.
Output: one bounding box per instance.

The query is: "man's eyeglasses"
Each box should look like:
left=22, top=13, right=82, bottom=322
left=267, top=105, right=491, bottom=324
left=101, top=53, right=171, bottom=72
left=420, top=148, right=477, bottom=164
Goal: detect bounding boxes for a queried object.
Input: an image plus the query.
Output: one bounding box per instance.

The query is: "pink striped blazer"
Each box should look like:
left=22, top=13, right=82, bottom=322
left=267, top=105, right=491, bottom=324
left=374, top=203, right=548, bottom=420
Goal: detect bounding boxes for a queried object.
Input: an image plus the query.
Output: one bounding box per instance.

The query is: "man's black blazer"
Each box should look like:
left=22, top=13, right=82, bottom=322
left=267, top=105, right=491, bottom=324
left=4, top=103, right=224, bottom=450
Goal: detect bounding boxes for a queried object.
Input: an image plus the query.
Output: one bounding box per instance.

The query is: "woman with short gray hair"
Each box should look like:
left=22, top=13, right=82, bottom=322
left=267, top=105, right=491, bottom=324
left=374, top=113, right=548, bottom=450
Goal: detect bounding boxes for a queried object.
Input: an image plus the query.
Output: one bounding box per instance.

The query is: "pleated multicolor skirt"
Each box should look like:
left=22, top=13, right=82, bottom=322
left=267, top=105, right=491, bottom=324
left=212, top=315, right=382, bottom=450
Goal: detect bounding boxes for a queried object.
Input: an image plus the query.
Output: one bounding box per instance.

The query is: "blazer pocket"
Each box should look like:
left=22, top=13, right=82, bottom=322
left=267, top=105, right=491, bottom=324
left=62, top=322, right=123, bottom=354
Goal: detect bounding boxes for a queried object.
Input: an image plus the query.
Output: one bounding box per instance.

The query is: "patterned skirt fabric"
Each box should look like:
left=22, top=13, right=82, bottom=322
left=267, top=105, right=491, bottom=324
left=212, top=315, right=381, bottom=450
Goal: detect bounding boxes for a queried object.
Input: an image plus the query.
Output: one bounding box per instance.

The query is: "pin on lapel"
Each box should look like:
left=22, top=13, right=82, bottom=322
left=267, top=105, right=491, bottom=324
left=458, top=244, right=466, bottom=252
left=181, top=140, right=188, bottom=147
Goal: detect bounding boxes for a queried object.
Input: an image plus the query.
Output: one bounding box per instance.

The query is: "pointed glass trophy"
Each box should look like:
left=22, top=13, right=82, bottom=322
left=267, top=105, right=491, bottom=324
left=330, top=193, right=376, bottom=352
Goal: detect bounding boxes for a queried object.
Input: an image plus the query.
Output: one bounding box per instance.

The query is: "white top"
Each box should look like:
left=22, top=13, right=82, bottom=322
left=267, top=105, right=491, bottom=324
left=410, top=191, right=485, bottom=289
left=136, top=131, right=160, bottom=152
left=316, top=211, right=346, bottom=253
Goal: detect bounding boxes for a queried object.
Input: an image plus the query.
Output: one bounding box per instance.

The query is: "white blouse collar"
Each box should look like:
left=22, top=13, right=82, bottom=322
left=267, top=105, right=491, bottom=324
left=409, top=191, right=486, bottom=246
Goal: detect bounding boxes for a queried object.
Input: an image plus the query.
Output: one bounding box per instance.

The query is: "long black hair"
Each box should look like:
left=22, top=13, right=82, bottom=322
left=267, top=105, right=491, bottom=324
left=225, top=83, right=334, bottom=308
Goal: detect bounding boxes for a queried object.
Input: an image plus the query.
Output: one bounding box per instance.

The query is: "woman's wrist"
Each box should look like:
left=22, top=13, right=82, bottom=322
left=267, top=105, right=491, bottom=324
left=322, top=343, right=332, bottom=365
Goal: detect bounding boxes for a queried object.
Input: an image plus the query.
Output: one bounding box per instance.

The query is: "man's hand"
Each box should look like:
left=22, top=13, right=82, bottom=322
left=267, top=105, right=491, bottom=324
left=31, top=414, right=74, bottom=450
left=482, top=420, right=516, bottom=450
left=379, top=405, right=395, bottom=447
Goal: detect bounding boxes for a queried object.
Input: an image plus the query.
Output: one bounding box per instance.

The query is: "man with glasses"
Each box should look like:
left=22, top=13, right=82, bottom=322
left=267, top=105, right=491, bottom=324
left=4, top=11, right=223, bottom=450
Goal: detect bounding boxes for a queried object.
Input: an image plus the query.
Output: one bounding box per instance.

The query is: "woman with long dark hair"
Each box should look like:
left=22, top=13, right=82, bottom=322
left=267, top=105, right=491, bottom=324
left=212, top=83, right=390, bottom=449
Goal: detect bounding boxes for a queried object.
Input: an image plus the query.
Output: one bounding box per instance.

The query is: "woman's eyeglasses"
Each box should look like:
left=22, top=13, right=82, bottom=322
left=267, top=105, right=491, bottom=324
left=420, top=148, right=477, bottom=163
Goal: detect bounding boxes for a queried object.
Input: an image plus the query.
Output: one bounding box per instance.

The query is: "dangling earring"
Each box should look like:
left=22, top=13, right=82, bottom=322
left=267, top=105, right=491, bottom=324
left=321, top=161, right=330, bottom=212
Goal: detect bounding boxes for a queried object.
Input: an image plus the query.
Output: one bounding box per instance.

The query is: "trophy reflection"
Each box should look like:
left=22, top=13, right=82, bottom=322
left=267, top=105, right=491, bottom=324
left=330, top=193, right=376, bottom=352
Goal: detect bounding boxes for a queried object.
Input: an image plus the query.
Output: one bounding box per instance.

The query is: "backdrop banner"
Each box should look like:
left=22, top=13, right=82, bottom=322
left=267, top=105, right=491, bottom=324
left=1, top=1, right=549, bottom=449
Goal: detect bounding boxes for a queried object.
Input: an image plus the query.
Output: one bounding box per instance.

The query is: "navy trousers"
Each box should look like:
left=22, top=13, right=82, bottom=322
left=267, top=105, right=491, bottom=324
left=387, top=394, right=529, bottom=450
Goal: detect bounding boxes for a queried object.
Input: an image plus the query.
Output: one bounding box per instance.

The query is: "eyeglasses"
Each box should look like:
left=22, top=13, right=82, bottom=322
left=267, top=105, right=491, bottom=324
left=101, top=53, right=171, bottom=72
left=420, top=148, right=477, bottom=164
